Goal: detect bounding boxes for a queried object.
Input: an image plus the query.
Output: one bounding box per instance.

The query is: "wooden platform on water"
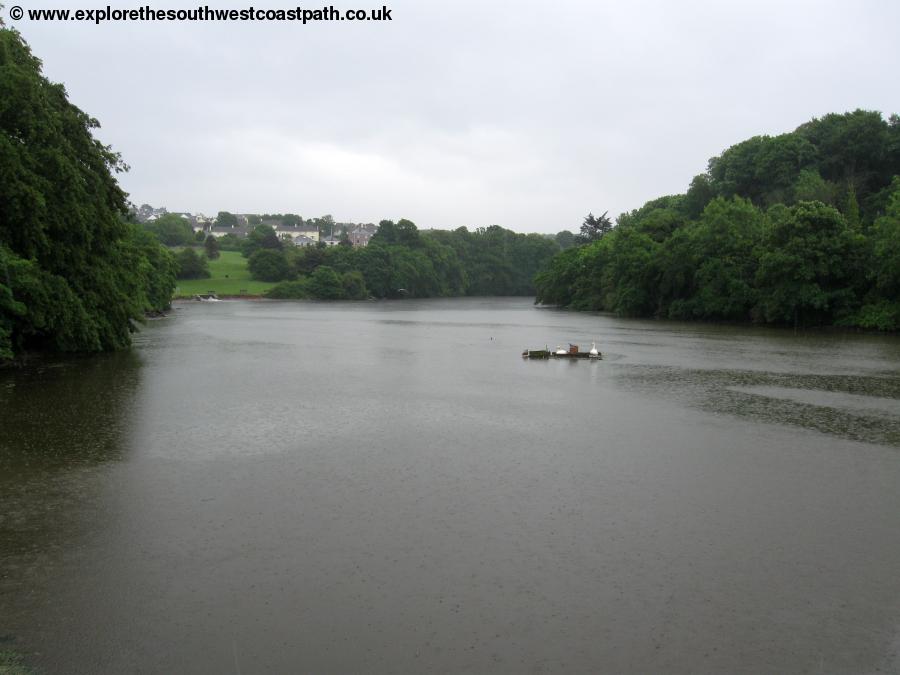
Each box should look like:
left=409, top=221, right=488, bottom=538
left=522, top=349, right=600, bottom=359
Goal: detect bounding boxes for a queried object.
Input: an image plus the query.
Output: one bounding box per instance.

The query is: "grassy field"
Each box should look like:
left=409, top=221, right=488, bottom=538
left=173, top=250, right=277, bottom=297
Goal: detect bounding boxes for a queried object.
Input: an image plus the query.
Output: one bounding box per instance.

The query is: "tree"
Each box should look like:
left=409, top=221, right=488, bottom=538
left=708, top=133, right=817, bottom=206
left=0, top=23, right=174, bottom=359
left=855, top=177, right=900, bottom=329
left=577, top=211, right=613, bottom=243
left=534, top=246, right=583, bottom=306
left=797, top=110, right=891, bottom=194
left=247, top=248, right=289, bottom=282
left=792, top=168, right=835, bottom=205
left=217, top=233, right=242, bottom=251
left=530, top=112, right=900, bottom=328
left=307, top=266, right=344, bottom=299
left=311, top=214, right=335, bottom=237
left=128, top=225, right=179, bottom=313
left=175, top=248, right=210, bottom=279
left=242, top=224, right=283, bottom=258
left=755, top=202, right=865, bottom=326
left=682, top=197, right=763, bottom=320
left=144, top=213, right=194, bottom=246
left=372, top=218, right=422, bottom=248
left=555, top=230, right=576, bottom=249
left=843, top=184, right=861, bottom=229
left=683, top=174, right=716, bottom=219
left=265, top=279, right=309, bottom=299
left=204, top=234, right=220, bottom=260
left=216, top=211, right=238, bottom=227
left=603, top=228, right=660, bottom=316
left=341, top=271, right=368, bottom=299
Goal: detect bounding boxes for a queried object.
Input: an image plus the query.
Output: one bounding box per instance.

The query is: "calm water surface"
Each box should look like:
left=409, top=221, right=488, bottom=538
left=2, top=298, right=900, bottom=673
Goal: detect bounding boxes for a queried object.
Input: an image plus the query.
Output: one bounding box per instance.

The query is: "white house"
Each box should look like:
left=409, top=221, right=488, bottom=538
left=275, top=224, right=320, bottom=243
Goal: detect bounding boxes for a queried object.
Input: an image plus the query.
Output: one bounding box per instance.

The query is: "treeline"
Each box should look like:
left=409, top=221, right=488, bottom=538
left=0, top=25, right=176, bottom=360
left=242, top=220, right=559, bottom=300
left=536, top=110, right=900, bottom=330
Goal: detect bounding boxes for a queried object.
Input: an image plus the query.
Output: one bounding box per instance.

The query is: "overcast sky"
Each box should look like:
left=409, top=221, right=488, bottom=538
left=12, top=0, right=900, bottom=232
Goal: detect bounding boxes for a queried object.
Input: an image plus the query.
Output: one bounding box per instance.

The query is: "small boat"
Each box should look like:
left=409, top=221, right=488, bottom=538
left=194, top=293, right=221, bottom=302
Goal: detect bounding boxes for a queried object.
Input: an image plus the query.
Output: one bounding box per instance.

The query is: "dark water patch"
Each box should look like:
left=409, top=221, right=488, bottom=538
left=610, top=364, right=900, bottom=447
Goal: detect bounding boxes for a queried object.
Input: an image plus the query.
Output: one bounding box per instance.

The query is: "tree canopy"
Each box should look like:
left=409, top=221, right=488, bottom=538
left=215, top=211, right=239, bottom=227
left=263, top=220, right=560, bottom=301
left=0, top=24, right=176, bottom=359
left=535, top=110, right=900, bottom=330
left=578, top=212, right=613, bottom=243
left=143, top=213, right=194, bottom=246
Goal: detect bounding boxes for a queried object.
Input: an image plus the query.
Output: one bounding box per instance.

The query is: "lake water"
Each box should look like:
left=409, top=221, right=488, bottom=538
left=2, top=297, right=900, bottom=673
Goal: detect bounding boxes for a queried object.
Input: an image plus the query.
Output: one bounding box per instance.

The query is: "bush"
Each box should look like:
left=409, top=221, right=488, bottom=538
left=341, top=270, right=368, bottom=299
left=175, top=248, right=210, bottom=279
left=144, top=213, right=195, bottom=246
left=847, top=301, right=900, bottom=330
left=265, top=279, right=310, bottom=299
left=204, top=235, right=220, bottom=260
left=248, top=248, right=289, bottom=282
left=217, top=233, right=243, bottom=251
left=307, top=266, right=345, bottom=299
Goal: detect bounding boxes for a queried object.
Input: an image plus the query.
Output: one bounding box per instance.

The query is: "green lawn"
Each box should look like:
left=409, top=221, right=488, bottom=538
left=173, top=250, right=277, bottom=297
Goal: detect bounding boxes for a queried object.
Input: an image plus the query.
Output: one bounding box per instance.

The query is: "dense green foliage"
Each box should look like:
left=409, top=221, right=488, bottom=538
left=203, top=234, right=220, bottom=259
left=216, top=232, right=244, bottom=251
left=241, top=224, right=283, bottom=258
left=535, top=110, right=900, bottom=329
left=555, top=230, right=576, bottom=249
left=248, top=248, right=289, bottom=281
left=215, top=211, right=238, bottom=227
left=175, top=248, right=210, bottom=280
left=263, top=220, right=559, bottom=301
left=142, top=213, right=194, bottom=246
left=0, top=25, right=176, bottom=359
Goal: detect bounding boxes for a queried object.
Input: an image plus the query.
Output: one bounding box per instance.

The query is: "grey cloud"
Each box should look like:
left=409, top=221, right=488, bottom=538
left=16, top=0, right=900, bottom=231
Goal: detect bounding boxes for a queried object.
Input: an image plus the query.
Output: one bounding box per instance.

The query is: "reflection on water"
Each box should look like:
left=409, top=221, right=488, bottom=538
left=0, top=351, right=142, bottom=468
left=0, top=352, right=142, bottom=664
left=1, top=299, right=899, bottom=674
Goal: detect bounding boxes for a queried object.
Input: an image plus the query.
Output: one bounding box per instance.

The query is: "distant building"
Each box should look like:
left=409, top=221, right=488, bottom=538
left=320, top=235, right=341, bottom=247
left=290, top=235, right=317, bottom=247
left=275, top=224, right=320, bottom=243
left=347, top=224, right=375, bottom=247
left=136, top=204, right=168, bottom=223
left=207, top=225, right=249, bottom=238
